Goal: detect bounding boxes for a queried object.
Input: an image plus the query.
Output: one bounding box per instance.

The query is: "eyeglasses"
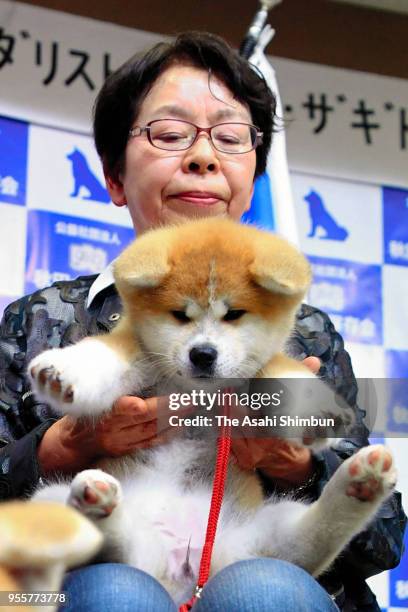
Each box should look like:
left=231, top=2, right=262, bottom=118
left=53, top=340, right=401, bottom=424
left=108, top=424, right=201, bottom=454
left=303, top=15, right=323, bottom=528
left=129, top=119, right=263, bottom=154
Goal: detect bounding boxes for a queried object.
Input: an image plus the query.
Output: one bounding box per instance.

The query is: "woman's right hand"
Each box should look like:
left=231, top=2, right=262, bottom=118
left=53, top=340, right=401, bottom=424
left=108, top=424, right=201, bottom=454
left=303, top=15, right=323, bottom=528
left=37, top=395, right=176, bottom=476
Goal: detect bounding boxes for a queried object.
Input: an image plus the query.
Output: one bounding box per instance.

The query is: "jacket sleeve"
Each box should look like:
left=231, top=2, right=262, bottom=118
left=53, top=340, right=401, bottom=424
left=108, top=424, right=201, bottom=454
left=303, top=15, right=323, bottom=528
left=0, top=276, right=107, bottom=500
left=0, top=293, right=62, bottom=499
left=292, top=304, right=407, bottom=577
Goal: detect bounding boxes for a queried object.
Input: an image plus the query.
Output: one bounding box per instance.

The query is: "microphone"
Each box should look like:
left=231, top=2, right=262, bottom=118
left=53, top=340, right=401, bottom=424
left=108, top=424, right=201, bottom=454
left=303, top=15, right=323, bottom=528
left=239, top=0, right=282, bottom=59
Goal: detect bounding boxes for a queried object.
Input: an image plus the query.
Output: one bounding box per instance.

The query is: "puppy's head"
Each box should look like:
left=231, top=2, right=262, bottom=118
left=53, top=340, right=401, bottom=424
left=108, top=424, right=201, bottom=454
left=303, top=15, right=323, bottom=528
left=114, top=219, right=311, bottom=380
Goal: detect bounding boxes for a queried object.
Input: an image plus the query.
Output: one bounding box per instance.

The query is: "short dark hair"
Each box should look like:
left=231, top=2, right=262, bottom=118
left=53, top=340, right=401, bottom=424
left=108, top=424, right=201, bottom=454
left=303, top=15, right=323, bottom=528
left=93, top=31, right=276, bottom=180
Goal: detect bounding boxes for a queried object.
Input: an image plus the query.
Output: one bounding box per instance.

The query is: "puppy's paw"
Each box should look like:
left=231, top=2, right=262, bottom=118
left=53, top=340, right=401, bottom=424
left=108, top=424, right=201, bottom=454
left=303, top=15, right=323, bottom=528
left=68, top=469, right=122, bottom=519
left=343, top=445, right=397, bottom=502
left=300, top=405, right=355, bottom=451
left=278, top=374, right=355, bottom=451
left=28, top=339, right=131, bottom=417
left=29, top=358, right=75, bottom=403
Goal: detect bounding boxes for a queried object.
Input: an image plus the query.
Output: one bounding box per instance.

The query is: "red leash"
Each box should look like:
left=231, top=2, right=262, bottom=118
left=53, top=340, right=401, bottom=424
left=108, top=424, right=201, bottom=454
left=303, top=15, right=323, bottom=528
left=179, top=392, right=232, bottom=611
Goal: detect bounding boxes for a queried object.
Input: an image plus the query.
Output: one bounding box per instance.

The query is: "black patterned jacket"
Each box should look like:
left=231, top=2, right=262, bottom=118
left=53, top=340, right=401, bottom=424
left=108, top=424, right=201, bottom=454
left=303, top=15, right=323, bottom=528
left=0, top=276, right=406, bottom=611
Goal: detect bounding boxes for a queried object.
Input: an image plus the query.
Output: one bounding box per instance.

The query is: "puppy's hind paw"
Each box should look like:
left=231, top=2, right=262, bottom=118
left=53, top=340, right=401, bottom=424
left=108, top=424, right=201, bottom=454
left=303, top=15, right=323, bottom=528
left=68, top=469, right=122, bottom=520
left=344, top=445, right=396, bottom=502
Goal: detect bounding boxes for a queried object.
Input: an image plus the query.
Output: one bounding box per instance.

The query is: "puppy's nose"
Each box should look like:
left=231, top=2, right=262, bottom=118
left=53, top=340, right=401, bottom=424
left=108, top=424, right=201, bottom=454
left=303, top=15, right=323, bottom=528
left=189, top=344, right=218, bottom=373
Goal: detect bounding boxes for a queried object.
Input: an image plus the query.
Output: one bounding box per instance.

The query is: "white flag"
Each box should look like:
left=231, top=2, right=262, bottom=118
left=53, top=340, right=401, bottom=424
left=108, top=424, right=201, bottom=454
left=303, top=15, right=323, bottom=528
left=245, top=26, right=298, bottom=245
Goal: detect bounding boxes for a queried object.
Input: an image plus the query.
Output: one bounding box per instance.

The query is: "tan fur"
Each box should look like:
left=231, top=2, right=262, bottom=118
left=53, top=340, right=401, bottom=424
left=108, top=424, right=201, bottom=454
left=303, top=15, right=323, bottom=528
left=102, top=218, right=311, bottom=372
left=0, top=565, right=20, bottom=591
left=115, top=218, right=310, bottom=309
left=0, top=566, right=25, bottom=609
left=0, top=502, right=103, bottom=611
left=0, top=502, right=82, bottom=554
left=100, top=318, right=143, bottom=361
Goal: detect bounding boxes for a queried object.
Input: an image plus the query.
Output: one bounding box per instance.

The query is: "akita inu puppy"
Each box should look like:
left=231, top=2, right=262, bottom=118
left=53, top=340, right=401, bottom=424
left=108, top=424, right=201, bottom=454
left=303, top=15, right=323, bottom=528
left=29, top=219, right=396, bottom=604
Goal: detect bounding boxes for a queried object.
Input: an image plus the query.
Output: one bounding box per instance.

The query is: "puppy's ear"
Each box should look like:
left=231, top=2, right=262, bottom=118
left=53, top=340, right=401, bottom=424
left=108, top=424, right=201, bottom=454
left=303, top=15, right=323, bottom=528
left=249, top=234, right=311, bottom=297
left=114, top=230, right=173, bottom=289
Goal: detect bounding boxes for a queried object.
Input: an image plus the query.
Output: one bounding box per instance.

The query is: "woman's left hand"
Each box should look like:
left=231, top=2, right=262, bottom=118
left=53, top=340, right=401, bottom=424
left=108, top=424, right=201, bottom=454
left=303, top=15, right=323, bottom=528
left=230, top=356, right=321, bottom=485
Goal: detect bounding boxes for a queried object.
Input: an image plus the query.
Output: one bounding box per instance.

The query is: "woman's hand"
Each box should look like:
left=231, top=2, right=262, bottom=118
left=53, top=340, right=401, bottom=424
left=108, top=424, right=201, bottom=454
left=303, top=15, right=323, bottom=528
left=38, top=355, right=321, bottom=481
left=37, top=395, right=180, bottom=476
left=231, top=356, right=321, bottom=486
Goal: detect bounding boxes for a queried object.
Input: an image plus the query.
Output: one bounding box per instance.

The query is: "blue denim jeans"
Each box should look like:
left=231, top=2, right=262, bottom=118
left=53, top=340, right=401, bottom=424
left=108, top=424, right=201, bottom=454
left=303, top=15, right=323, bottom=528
left=61, top=559, right=339, bottom=612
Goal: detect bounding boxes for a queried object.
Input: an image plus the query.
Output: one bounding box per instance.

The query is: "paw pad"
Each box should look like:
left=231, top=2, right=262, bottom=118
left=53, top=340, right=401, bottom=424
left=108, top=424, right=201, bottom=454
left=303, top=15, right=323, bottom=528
left=30, top=364, right=74, bottom=403
left=69, top=472, right=120, bottom=519
left=346, top=446, right=395, bottom=502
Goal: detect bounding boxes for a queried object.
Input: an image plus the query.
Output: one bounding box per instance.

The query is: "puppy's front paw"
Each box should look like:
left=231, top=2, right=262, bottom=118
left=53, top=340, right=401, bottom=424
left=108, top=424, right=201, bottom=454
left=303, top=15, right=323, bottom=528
left=68, top=469, right=122, bottom=519
left=30, top=357, right=75, bottom=404
left=286, top=375, right=355, bottom=450
left=276, top=374, right=355, bottom=450
left=300, top=403, right=355, bottom=451
left=28, top=339, right=132, bottom=417
left=344, top=445, right=397, bottom=502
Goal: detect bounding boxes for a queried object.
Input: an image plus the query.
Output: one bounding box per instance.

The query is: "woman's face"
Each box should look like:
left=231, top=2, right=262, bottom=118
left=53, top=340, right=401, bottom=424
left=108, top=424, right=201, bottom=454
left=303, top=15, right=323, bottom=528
left=106, top=64, right=257, bottom=233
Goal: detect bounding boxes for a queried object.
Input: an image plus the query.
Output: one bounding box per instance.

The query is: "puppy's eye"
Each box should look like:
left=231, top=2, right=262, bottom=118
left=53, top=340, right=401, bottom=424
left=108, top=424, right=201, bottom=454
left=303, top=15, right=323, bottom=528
left=223, top=309, right=247, bottom=322
left=171, top=310, right=191, bottom=323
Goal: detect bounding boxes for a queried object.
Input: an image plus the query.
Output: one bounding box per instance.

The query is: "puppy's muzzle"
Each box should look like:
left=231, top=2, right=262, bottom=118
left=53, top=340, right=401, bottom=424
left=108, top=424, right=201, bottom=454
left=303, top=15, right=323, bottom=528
left=189, top=344, right=217, bottom=377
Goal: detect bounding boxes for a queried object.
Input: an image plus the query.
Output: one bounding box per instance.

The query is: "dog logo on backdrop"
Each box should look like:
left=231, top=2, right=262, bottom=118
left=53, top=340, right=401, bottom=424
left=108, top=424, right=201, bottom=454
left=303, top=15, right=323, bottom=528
left=67, top=148, right=110, bottom=203
left=304, top=189, right=349, bottom=241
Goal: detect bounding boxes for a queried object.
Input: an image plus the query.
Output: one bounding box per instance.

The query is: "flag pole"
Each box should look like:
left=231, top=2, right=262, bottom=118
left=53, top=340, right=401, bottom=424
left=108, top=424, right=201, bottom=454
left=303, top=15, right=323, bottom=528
left=239, top=0, right=282, bottom=59
left=239, top=0, right=299, bottom=245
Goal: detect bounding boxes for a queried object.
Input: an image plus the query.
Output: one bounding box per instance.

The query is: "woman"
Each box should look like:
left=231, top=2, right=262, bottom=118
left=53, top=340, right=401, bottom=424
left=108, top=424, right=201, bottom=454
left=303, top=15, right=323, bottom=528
left=0, top=32, right=405, bottom=611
